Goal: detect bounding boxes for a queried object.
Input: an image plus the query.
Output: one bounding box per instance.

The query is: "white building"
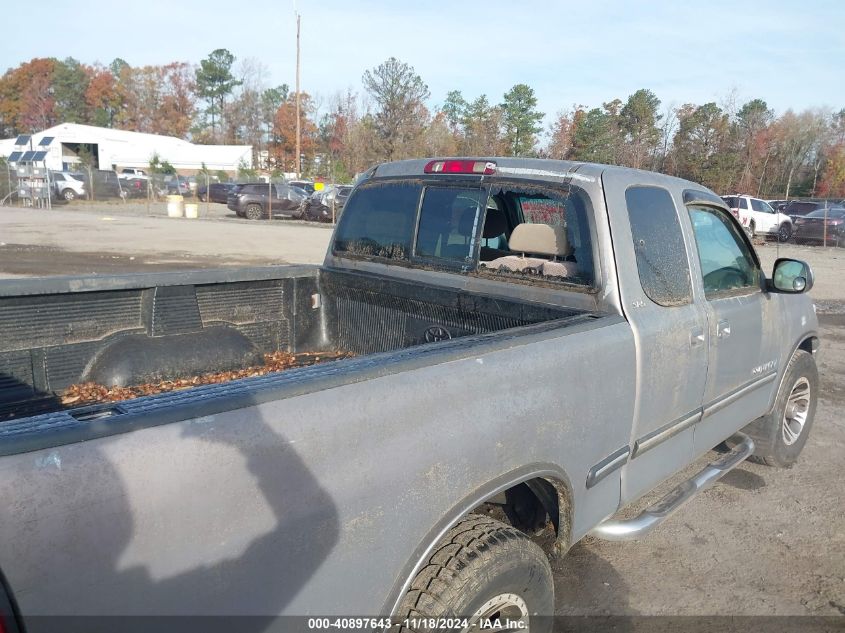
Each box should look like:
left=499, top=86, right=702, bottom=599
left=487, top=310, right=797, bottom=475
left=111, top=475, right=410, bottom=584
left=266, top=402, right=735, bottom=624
left=0, top=123, right=252, bottom=173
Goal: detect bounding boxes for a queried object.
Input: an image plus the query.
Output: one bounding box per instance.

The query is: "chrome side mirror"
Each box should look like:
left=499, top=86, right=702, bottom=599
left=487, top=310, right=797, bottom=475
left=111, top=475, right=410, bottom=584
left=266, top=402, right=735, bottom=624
left=770, top=258, right=814, bottom=294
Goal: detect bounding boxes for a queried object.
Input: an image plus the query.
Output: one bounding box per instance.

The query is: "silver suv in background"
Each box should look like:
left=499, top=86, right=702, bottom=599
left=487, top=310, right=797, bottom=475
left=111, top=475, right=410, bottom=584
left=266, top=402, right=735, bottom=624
left=722, top=194, right=793, bottom=241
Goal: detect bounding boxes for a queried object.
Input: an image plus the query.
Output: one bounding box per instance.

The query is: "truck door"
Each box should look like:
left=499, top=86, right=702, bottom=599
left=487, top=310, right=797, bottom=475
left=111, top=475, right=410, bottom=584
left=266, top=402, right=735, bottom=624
left=602, top=173, right=709, bottom=504
left=684, top=204, right=778, bottom=453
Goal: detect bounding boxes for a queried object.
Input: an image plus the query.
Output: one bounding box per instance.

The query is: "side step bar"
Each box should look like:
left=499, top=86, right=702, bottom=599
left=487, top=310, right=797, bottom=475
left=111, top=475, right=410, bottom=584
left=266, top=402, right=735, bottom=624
left=590, top=433, right=755, bottom=541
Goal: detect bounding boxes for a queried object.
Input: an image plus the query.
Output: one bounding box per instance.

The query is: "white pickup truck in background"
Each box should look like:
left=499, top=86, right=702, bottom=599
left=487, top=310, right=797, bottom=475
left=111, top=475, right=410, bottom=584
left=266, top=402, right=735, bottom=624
left=119, top=168, right=148, bottom=179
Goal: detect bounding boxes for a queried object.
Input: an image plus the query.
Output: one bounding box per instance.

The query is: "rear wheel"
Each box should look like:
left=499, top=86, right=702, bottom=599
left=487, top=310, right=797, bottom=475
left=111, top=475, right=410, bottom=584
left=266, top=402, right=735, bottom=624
left=245, top=203, right=265, bottom=220
left=62, top=188, right=76, bottom=201
left=396, top=514, right=553, bottom=632
left=778, top=222, right=792, bottom=242
left=743, top=350, right=818, bottom=468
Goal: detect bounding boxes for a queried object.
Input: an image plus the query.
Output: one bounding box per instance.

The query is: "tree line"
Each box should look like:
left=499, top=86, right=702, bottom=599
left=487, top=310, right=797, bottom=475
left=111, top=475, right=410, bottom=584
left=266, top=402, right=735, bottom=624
left=1, top=52, right=843, bottom=197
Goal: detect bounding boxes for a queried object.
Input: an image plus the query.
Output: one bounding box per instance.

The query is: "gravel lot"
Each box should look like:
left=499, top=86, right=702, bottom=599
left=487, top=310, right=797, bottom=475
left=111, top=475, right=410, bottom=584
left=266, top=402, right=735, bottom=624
left=0, top=201, right=333, bottom=276
left=0, top=201, right=843, bottom=621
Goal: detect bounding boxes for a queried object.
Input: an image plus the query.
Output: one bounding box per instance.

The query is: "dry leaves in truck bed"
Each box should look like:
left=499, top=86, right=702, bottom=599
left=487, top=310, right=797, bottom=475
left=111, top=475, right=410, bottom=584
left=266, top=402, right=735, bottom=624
left=60, top=351, right=353, bottom=407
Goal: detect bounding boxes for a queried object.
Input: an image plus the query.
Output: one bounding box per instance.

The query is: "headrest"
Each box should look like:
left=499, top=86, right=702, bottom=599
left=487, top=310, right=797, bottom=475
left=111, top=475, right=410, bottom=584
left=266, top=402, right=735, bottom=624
left=508, top=223, right=572, bottom=257
left=482, top=206, right=508, bottom=238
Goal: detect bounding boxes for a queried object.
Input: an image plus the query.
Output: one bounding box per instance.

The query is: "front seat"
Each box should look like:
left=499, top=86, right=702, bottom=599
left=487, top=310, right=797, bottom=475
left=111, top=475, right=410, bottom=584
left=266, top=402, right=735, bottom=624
left=485, top=224, right=579, bottom=277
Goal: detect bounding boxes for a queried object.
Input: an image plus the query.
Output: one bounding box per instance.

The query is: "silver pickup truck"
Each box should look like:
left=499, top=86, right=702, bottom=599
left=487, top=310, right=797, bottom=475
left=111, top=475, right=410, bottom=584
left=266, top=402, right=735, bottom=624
left=0, top=158, right=819, bottom=630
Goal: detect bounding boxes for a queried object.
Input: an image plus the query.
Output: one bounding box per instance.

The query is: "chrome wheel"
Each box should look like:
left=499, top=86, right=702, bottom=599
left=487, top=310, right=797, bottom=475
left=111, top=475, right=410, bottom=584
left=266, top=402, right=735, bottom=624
left=782, top=377, right=811, bottom=446
left=462, top=593, right=529, bottom=633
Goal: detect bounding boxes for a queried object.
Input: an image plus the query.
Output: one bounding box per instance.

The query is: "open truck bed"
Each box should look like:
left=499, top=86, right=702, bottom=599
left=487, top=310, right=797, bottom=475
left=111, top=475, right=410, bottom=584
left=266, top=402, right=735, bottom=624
left=0, top=265, right=593, bottom=425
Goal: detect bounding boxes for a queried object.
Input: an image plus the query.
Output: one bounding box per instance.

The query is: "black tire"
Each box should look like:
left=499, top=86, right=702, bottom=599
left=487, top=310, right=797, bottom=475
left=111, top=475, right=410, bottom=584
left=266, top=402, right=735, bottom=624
left=396, top=514, right=553, bottom=632
left=245, top=203, right=265, bottom=220
left=778, top=222, right=792, bottom=242
left=743, top=350, right=818, bottom=468
left=62, top=188, right=76, bottom=201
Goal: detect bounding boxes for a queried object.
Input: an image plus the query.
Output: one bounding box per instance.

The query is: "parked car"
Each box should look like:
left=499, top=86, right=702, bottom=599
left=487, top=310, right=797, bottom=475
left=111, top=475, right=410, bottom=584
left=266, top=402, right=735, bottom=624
left=121, top=177, right=150, bottom=199
left=197, top=182, right=234, bottom=203
left=302, top=185, right=353, bottom=222
left=782, top=200, right=837, bottom=222
left=227, top=182, right=307, bottom=219
left=119, top=168, right=148, bottom=179
left=288, top=179, right=315, bottom=195
left=721, top=194, right=793, bottom=241
left=164, top=176, right=191, bottom=196
left=72, top=169, right=125, bottom=199
left=792, top=207, right=845, bottom=246
left=50, top=172, right=86, bottom=201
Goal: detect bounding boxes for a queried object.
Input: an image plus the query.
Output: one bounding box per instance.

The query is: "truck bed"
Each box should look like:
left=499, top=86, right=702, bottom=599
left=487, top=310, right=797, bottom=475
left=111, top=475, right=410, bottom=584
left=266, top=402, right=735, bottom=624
left=0, top=266, right=591, bottom=424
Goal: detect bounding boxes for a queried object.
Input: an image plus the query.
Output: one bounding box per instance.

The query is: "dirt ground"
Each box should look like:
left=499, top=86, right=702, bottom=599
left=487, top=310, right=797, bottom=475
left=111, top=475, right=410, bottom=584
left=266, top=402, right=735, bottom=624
left=0, top=201, right=333, bottom=276
left=555, top=315, right=844, bottom=616
left=0, top=203, right=843, bottom=620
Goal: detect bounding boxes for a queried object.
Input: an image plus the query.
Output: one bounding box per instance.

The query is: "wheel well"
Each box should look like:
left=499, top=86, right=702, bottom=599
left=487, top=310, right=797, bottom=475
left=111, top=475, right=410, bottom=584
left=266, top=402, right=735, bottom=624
left=384, top=470, right=574, bottom=616
left=799, top=336, right=818, bottom=356
left=472, top=476, right=572, bottom=556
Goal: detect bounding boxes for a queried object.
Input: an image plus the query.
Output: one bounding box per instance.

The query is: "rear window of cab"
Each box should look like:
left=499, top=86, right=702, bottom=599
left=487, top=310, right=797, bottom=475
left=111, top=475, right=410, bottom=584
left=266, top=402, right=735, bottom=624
left=332, top=179, right=596, bottom=288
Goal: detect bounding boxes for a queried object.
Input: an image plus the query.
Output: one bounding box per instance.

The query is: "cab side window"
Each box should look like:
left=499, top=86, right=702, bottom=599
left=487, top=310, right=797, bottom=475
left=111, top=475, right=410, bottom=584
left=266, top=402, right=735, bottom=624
left=625, top=186, right=692, bottom=306
left=688, top=206, right=760, bottom=298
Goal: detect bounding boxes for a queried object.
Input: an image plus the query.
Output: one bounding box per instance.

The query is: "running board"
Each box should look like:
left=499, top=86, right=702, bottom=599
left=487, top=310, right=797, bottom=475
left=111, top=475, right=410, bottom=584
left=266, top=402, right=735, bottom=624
left=589, top=433, right=755, bottom=541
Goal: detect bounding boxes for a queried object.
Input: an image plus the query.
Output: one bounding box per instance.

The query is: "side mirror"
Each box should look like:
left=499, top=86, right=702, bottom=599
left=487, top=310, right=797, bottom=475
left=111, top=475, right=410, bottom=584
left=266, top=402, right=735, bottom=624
left=769, top=258, right=814, bottom=294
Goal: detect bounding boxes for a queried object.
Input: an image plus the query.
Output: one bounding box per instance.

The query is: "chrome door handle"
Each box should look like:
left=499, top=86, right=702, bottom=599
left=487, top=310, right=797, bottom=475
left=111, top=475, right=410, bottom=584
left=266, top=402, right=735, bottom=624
left=690, top=326, right=705, bottom=348
left=717, top=320, right=731, bottom=339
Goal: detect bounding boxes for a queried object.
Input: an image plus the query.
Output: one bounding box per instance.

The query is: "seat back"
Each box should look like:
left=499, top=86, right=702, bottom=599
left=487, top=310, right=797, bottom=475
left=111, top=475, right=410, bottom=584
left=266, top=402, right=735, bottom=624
left=484, top=223, right=578, bottom=277
left=508, top=223, right=572, bottom=257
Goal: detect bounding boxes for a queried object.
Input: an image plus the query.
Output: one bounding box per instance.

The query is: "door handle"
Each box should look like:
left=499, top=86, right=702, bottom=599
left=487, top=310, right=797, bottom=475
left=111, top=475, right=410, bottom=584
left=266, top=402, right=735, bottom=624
left=717, top=320, right=731, bottom=339
left=690, top=326, right=705, bottom=348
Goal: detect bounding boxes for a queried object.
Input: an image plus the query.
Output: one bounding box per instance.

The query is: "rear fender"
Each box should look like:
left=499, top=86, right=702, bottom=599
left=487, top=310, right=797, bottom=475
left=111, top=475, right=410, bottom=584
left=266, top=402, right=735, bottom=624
left=381, top=463, right=574, bottom=616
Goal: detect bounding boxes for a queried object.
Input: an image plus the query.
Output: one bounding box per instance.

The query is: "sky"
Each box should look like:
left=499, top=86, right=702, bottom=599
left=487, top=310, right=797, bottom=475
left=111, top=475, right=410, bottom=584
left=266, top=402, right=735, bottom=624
left=2, top=0, right=843, bottom=130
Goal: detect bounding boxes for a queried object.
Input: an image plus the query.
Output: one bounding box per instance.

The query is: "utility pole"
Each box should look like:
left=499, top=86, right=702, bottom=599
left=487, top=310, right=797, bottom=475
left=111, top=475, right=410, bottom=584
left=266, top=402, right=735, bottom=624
left=295, top=12, right=301, bottom=178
